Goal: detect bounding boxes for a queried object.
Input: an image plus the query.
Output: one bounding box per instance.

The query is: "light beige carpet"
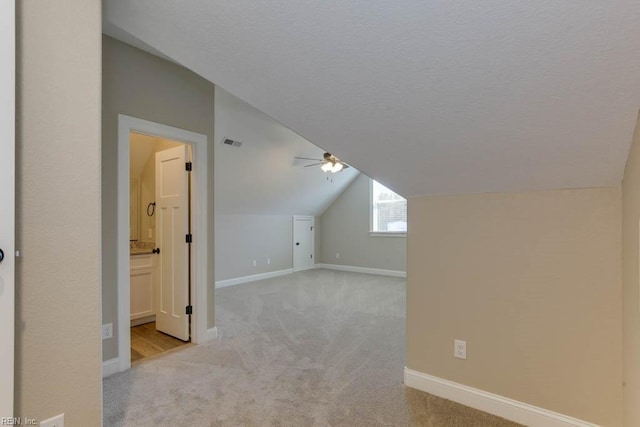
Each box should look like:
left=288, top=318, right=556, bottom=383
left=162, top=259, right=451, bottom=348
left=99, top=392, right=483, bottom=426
left=103, top=269, right=521, bottom=426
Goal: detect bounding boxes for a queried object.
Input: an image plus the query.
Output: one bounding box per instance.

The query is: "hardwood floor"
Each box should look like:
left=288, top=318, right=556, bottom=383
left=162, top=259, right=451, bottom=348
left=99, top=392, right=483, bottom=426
left=130, top=321, right=191, bottom=363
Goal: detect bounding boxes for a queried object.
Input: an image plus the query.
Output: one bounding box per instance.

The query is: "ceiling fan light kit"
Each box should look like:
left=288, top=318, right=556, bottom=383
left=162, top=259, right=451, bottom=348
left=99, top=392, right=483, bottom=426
left=295, top=152, right=349, bottom=173
left=330, top=162, right=343, bottom=173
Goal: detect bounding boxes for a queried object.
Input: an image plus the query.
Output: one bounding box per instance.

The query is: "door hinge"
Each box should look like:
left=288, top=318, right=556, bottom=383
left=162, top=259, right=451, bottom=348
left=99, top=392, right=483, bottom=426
left=186, top=233, right=193, bottom=244
left=185, top=162, right=193, bottom=171
left=310, top=254, right=313, bottom=259
left=186, top=305, right=193, bottom=315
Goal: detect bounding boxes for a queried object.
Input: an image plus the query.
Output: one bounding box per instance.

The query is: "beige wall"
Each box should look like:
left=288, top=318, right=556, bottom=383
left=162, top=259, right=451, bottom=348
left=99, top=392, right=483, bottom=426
left=16, top=0, right=102, bottom=424
left=622, top=114, right=640, bottom=426
left=319, top=174, right=406, bottom=271
left=407, top=188, right=623, bottom=426
left=102, top=36, right=216, bottom=361
left=131, top=136, right=183, bottom=243
left=138, top=144, right=155, bottom=243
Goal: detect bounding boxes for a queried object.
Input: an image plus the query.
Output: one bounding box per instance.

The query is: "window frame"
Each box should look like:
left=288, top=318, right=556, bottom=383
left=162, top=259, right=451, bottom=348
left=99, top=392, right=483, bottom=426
left=369, top=178, right=407, bottom=238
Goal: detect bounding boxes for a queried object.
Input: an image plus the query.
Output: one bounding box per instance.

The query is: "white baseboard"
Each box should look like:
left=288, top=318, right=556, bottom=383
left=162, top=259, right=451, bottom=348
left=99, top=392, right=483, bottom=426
left=403, top=368, right=598, bottom=427
left=203, top=326, right=218, bottom=342
left=215, top=268, right=294, bottom=288
left=102, top=358, right=120, bottom=378
left=131, top=314, right=155, bottom=327
left=215, top=264, right=406, bottom=289
left=104, top=327, right=217, bottom=376
left=317, top=263, right=406, bottom=278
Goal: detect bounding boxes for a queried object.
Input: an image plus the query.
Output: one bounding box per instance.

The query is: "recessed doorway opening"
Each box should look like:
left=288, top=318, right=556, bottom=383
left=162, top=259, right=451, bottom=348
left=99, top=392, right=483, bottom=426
left=111, top=115, right=209, bottom=374
left=129, top=132, right=192, bottom=361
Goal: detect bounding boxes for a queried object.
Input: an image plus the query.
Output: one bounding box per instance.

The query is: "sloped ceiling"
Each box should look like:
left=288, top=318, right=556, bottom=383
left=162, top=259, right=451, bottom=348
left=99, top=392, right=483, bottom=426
left=215, top=88, right=359, bottom=216
left=104, top=1, right=640, bottom=198
left=129, top=133, right=156, bottom=179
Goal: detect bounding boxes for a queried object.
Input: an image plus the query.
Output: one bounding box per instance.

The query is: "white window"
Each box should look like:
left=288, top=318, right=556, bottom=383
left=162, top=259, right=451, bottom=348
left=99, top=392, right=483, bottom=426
left=371, top=179, right=407, bottom=235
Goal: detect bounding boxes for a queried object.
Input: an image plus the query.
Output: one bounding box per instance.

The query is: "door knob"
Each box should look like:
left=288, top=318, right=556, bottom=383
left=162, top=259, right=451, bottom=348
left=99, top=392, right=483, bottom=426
left=152, top=248, right=160, bottom=254
left=296, top=242, right=300, bottom=246
left=0, top=248, right=3, bottom=263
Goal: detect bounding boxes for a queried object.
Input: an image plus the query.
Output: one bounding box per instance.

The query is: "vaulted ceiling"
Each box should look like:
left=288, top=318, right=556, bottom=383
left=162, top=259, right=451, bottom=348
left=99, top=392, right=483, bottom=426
left=104, top=1, right=640, bottom=198
left=214, top=87, right=359, bottom=216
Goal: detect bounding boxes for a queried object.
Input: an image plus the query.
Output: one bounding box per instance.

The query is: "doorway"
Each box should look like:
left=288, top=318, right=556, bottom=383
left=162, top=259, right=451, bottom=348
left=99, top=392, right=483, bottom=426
left=293, top=216, right=315, bottom=271
left=129, top=134, right=192, bottom=361
left=114, top=115, right=209, bottom=373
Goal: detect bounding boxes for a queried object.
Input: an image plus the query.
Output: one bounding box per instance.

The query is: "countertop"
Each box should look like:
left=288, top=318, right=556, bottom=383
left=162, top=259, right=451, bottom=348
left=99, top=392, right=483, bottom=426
left=130, top=241, right=155, bottom=256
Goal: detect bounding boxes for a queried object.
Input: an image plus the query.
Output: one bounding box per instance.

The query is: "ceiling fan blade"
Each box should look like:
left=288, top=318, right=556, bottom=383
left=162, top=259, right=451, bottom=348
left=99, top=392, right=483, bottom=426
left=294, top=157, right=323, bottom=161
left=304, top=162, right=324, bottom=167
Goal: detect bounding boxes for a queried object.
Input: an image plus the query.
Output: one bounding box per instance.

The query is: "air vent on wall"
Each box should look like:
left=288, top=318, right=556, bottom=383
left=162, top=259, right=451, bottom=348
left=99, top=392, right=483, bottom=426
left=221, top=137, right=243, bottom=148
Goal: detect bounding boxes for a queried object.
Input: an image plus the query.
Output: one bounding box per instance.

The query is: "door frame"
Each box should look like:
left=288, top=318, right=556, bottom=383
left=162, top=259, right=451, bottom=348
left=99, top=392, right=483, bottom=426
left=0, top=0, right=15, bottom=415
left=292, top=215, right=315, bottom=272
left=115, top=115, right=209, bottom=373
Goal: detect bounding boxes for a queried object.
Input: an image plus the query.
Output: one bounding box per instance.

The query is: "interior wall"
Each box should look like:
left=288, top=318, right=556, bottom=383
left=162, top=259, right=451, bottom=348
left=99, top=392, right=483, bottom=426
left=406, top=188, right=623, bottom=426
left=213, top=87, right=358, bottom=282
left=622, top=113, right=640, bottom=426
left=138, top=143, right=155, bottom=242
left=215, top=215, right=294, bottom=281
left=15, top=0, right=102, bottom=424
left=102, top=35, right=216, bottom=361
left=319, top=174, right=407, bottom=271
left=131, top=135, right=183, bottom=243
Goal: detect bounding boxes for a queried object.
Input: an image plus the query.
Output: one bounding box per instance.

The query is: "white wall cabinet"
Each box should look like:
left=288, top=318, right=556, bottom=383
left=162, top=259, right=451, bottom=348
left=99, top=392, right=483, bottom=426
left=130, top=254, right=155, bottom=320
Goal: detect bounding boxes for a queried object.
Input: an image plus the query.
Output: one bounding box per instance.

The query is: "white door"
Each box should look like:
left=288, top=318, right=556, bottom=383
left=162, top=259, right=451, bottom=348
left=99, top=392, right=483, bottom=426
left=293, top=216, right=314, bottom=271
left=155, top=146, right=190, bottom=341
left=0, top=0, right=15, bottom=416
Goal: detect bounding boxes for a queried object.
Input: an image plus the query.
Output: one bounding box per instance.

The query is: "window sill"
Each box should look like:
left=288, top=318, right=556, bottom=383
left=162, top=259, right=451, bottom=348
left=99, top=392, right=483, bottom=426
left=369, top=232, right=407, bottom=238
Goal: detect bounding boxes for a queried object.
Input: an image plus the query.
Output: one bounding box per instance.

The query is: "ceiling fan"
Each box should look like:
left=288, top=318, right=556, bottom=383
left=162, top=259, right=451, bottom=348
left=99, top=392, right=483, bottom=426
left=294, top=152, right=350, bottom=173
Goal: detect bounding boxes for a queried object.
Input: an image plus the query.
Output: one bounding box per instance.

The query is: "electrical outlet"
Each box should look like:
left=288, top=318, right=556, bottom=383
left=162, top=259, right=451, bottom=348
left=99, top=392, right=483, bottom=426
left=40, top=413, right=64, bottom=427
left=102, top=323, right=113, bottom=340
left=267, top=258, right=271, bottom=265
left=335, top=253, right=340, bottom=259
left=252, top=260, right=257, bottom=267
left=454, top=339, right=467, bottom=360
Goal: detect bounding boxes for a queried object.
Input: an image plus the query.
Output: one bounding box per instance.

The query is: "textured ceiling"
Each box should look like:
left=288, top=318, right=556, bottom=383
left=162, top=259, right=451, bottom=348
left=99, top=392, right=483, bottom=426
left=215, top=88, right=359, bottom=216
left=104, top=1, right=640, bottom=197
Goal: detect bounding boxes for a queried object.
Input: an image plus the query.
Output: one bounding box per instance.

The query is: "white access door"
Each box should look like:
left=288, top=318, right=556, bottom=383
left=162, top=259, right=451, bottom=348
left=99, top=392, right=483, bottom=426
left=0, top=0, right=14, bottom=416
left=155, top=145, right=190, bottom=341
left=293, top=216, right=314, bottom=271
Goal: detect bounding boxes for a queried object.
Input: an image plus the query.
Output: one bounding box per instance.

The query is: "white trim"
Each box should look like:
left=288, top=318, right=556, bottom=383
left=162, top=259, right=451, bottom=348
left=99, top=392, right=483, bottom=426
left=215, top=265, right=405, bottom=290
left=369, top=232, right=407, bottom=238
left=0, top=0, right=14, bottom=415
left=369, top=177, right=374, bottom=232
left=203, top=327, right=218, bottom=342
left=292, top=215, right=315, bottom=272
left=215, top=268, right=294, bottom=288
left=102, top=358, right=121, bottom=378
left=317, top=263, right=406, bottom=278
left=130, top=314, right=155, bottom=327
left=115, top=115, right=209, bottom=375
left=403, top=368, right=599, bottom=427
